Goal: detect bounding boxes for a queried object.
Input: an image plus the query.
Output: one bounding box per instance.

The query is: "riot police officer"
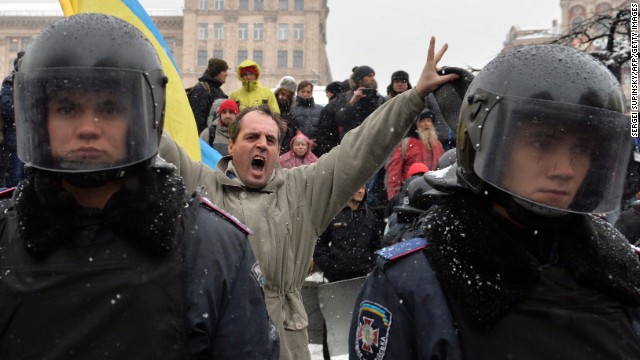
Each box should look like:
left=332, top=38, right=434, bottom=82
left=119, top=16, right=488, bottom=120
left=349, top=43, right=640, bottom=359
left=0, top=14, right=278, bottom=359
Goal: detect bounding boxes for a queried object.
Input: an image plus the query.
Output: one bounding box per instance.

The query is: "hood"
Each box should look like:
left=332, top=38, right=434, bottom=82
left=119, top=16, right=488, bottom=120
left=275, top=76, right=297, bottom=94
left=236, top=59, right=261, bottom=80
left=289, top=130, right=314, bottom=151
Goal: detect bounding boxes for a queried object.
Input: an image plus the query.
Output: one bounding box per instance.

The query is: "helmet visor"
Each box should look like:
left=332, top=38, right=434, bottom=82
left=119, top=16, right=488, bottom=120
left=474, top=95, right=630, bottom=214
left=15, top=68, right=159, bottom=173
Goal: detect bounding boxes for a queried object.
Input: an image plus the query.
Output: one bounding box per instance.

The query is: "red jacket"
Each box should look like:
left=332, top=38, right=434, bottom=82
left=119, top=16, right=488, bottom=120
left=385, top=137, right=443, bottom=199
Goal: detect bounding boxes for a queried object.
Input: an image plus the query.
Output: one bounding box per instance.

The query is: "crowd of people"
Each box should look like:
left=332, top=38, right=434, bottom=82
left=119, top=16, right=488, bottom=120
left=0, top=12, right=638, bottom=360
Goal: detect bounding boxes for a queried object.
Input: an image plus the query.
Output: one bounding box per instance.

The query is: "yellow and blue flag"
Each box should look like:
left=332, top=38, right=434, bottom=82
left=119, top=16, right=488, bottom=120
left=59, top=0, right=206, bottom=163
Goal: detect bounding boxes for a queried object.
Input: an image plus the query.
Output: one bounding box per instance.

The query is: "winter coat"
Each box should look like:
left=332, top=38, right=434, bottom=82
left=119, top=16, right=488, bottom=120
left=314, top=95, right=341, bottom=157
left=335, top=89, right=385, bottom=137
left=1, top=73, right=23, bottom=187
left=229, top=60, right=280, bottom=114
left=158, top=88, right=426, bottom=360
left=314, top=201, right=381, bottom=282
left=350, top=192, right=640, bottom=359
left=199, top=120, right=231, bottom=157
left=615, top=207, right=640, bottom=245
left=275, top=96, right=299, bottom=154
left=294, top=96, right=324, bottom=139
left=385, top=137, right=444, bottom=199
left=0, top=162, right=278, bottom=359
left=187, top=72, right=227, bottom=133
left=278, top=131, right=318, bottom=169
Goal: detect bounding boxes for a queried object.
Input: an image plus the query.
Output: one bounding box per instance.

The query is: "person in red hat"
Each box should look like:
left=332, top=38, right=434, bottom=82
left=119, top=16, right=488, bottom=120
left=229, top=60, right=279, bottom=114
left=200, top=99, right=239, bottom=156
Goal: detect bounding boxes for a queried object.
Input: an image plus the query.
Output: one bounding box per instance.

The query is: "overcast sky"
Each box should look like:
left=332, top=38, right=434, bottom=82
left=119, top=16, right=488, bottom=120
left=15, top=0, right=562, bottom=85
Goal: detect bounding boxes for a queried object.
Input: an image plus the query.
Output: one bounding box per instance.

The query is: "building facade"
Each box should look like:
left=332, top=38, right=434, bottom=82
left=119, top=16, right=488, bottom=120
left=0, top=0, right=332, bottom=93
left=502, top=0, right=631, bottom=103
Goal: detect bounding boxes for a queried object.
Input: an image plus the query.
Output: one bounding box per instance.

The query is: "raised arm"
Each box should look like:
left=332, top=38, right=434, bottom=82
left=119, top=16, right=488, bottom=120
left=304, top=36, right=459, bottom=231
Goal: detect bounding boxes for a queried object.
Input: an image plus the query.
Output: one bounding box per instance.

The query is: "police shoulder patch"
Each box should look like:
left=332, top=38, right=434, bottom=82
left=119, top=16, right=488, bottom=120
left=354, top=301, right=393, bottom=360
left=200, top=197, right=253, bottom=236
left=251, top=261, right=266, bottom=288
left=376, top=237, right=428, bottom=261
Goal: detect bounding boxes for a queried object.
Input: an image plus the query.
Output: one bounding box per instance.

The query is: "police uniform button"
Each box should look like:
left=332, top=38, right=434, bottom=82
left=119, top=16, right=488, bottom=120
left=295, top=323, right=303, bottom=330
left=240, top=192, right=247, bottom=199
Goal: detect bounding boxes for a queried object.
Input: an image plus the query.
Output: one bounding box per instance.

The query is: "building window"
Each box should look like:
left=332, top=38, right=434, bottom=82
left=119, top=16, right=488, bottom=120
left=293, top=24, right=304, bottom=40
left=571, top=16, right=585, bottom=32
left=21, top=37, right=32, bottom=51
left=214, top=0, right=224, bottom=10
left=277, top=50, right=288, bottom=68
left=213, top=49, right=224, bottom=59
left=197, top=50, right=208, bottom=67
left=254, top=23, right=264, bottom=40
left=277, top=24, right=288, bottom=40
left=214, top=23, right=224, bottom=39
left=198, top=0, right=208, bottom=10
left=255, top=0, right=264, bottom=10
left=293, top=50, right=303, bottom=68
left=237, top=50, right=248, bottom=65
left=238, top=23, right=248, bottom=40
left=239, top=0, right=248, bottom=10
left=9, top=38, right=19, bottom=52
left=279, top=0, right=288, bottom=10
left=253, top=50, right=264, bottom=68
left=294, top=0, right=303, bottom=11
left=198, top=23, right=208, bottom=40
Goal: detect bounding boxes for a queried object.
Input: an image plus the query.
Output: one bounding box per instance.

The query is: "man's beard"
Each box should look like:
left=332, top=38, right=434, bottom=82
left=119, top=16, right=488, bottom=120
left=418, top=127, right=438, bottom=148
left=278, top=99, right=291, bottom=113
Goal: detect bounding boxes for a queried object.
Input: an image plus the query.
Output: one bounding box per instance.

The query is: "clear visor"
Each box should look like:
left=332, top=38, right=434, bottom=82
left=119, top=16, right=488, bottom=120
left=474, top=96, right=630, bottom=214
left=14, top=68, right=158, bottom=173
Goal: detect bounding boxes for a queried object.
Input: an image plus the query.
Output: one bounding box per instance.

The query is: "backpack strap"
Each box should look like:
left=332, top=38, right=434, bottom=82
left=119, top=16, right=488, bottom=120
left=200, top=81, right=211, bottom=93
left=208, top=123, right=216, bottom=147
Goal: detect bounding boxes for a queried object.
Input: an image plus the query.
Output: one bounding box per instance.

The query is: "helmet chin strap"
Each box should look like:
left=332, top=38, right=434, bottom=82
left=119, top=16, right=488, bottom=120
left=488, top=185, right=573, bottom=229
left=61, top=168, right=127, bottom=188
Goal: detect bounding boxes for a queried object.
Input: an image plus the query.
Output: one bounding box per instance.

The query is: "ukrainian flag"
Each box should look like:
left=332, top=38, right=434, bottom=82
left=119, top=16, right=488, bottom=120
left=59, top=0, right=203, bottom=163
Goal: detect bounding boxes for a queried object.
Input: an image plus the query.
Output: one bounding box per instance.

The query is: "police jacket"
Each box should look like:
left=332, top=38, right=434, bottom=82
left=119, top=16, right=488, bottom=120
left=314, top=201, right=381, bottom=282
left=0, top=162, right=278, bottom=360
left=349, top=191, right=640, bottom=360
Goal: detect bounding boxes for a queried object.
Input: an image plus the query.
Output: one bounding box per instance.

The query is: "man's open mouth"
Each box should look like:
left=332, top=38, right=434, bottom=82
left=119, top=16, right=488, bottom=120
left=251, top=156, right=265, bottom=170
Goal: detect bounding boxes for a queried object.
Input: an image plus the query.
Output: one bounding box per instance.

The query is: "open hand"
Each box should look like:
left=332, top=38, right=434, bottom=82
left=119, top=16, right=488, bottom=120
left=415, top=36, right=460, bottom=97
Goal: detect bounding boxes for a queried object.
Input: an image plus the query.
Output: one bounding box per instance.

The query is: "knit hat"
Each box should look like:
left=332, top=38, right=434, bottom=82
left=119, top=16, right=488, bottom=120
left=219, top=99, right=239, bottom=115
left=240, top=65, right=259, bottom=78
left=276, top=76, right=297, bottom=94
left=418, top=108, right=435, bottom=121
left=353, top=65, right=375, bottom=83
left=207, top=58, right=228, bottom=77
left=325, top=81, right=342, bottom=96
left=407, top=162, right=430, bottom=177
left=391, top=70, right=409, bottom=82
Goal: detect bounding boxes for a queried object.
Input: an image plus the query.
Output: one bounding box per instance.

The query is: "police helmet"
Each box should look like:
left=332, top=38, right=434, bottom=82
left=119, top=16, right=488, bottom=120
left=457, top=44, right=629, bottom=214
left=14, top=13, right=167, bottom=176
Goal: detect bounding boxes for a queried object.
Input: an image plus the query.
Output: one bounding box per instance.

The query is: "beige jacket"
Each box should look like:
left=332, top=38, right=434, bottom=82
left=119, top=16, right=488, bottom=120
left=158, top=89, right=425, bottom=360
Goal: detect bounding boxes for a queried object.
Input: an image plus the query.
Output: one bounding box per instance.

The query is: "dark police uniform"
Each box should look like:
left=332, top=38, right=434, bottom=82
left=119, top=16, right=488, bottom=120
left=0, top=166, right=278, bottom=360
left=349, top=193, right=640, bottom=360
